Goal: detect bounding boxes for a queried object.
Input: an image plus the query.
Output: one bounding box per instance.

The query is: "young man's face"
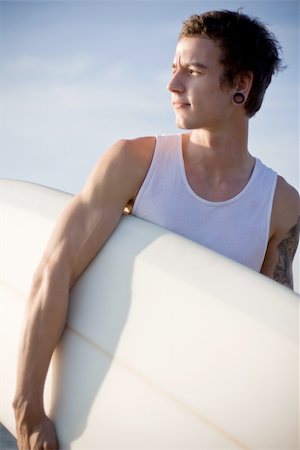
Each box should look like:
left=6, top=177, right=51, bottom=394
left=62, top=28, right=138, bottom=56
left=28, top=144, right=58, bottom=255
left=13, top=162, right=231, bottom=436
left=168, top=36, right=235, bottom=131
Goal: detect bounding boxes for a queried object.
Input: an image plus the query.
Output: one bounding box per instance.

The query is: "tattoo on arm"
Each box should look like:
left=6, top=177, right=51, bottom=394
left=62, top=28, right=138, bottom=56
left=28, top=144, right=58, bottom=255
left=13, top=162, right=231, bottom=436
left=273, top=217, right=300, bottom=289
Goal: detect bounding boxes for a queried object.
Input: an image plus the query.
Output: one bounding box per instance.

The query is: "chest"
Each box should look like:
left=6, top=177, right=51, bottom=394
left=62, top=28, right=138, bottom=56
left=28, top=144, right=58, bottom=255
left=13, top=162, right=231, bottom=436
left=184, top=162, right=253, bottom=202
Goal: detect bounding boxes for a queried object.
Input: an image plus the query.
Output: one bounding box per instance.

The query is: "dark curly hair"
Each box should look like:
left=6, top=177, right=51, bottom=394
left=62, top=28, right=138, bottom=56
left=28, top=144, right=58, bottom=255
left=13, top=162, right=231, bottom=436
left=179, top=10, right=285, bottom=117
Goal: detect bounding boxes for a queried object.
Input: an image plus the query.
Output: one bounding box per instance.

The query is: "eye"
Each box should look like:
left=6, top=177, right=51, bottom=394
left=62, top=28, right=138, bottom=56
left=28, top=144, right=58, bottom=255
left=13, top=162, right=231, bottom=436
left=188, top=68, right=200, bottom=76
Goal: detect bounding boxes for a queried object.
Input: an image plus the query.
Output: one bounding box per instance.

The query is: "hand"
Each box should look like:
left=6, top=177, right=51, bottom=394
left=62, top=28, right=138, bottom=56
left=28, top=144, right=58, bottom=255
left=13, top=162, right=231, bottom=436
left=16, top=414, right=58, bottom=450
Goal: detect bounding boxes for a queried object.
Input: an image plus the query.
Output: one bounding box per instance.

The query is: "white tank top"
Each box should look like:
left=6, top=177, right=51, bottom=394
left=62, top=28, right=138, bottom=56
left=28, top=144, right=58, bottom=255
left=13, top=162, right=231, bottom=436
left=132, top=134, right=278, bottom=271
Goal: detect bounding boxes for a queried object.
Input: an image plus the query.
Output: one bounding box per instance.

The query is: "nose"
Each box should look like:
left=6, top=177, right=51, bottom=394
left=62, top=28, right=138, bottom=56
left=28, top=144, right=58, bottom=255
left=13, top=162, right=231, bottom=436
left=167, top=70, right=185, bottom=93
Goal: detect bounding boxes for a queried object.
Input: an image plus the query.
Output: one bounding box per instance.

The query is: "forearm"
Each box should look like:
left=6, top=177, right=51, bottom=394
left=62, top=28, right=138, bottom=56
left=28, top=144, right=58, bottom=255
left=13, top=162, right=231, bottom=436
left=13, top=260, right=71, bottom=419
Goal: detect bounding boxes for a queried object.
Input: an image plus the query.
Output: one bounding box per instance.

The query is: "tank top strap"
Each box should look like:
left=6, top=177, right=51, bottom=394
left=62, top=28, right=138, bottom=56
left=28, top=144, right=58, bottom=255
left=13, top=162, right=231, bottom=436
left=152, top=134, right=181, bottom=170
left=133, top=135, right=181, bottom=209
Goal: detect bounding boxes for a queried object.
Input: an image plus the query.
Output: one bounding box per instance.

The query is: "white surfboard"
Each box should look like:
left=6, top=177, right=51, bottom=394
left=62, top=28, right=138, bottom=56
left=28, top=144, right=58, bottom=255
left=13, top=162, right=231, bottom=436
left=0, top=179, right=299, bottom=449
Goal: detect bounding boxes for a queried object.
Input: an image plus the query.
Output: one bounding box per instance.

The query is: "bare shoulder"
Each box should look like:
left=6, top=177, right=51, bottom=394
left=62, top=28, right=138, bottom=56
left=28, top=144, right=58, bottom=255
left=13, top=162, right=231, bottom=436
left=101, top=136, right=155, bottom=188
left=274, top=175, right=299, bottom=206
left=262, top=176, right=299, bottom=289
left=271, top=176, right=300, bottom=236
left=122, top=135, right=156, bottom=156
left=118, top=136, right=157, bottom=209
left=81, top=136, right=156, bottom=205
left=108, top=136, right=156, bottom=168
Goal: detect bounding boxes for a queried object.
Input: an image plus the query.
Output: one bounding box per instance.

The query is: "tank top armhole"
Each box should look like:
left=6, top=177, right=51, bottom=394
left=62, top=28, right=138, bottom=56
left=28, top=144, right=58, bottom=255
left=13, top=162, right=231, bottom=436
left=261, top=170, right=278, bottom=265
left=132, top=136, right=159, bottom=215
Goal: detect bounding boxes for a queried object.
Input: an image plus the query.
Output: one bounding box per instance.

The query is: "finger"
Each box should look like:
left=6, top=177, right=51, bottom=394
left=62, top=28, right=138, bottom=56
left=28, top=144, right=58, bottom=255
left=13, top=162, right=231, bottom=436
left=43, top=437, right=58, bottom=450
left=44, top=443, right=58, bottom=450
left=30, top=435, right=47, bottom=450
left=32, top=442, right=44, bottom=450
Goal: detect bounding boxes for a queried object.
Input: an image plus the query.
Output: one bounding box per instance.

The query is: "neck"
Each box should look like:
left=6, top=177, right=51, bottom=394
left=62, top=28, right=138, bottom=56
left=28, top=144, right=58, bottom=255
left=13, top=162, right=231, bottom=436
left=186, top=118, right=253, bottom=175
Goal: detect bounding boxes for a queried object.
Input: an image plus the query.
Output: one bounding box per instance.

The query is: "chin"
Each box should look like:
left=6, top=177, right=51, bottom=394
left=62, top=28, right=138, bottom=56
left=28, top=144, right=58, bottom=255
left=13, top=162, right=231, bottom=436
left=175, top=117, right=190, bottom=130
left=175, top=113, right=202, bottom=130
left=176, top=119, right=198, bottom=131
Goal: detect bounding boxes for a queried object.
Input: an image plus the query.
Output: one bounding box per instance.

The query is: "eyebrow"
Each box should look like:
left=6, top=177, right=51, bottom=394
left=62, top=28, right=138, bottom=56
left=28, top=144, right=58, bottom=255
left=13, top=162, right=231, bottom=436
left=172, top=61, right=208, bottom=70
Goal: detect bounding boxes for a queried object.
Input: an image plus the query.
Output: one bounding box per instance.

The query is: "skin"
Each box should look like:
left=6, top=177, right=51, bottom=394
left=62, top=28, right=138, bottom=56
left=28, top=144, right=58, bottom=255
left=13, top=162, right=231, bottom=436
left=13, top=36, right=299, bottom=449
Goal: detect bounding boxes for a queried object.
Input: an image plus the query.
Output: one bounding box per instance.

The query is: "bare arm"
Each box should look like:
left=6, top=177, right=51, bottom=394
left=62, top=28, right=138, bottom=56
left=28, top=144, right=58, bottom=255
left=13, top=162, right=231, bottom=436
left=260, top=177, right=300, bottom=290
left=12, top=137, right=155, bottom=449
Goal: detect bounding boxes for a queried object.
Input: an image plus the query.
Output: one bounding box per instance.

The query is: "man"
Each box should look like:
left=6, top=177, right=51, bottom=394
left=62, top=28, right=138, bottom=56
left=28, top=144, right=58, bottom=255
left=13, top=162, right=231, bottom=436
left=13, top=10, right=299, bottom=449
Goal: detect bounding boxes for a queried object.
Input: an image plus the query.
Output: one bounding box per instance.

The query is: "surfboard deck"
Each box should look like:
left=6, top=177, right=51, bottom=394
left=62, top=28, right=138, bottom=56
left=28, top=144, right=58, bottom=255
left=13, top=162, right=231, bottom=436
left=0, top=179, right=299, bottom=449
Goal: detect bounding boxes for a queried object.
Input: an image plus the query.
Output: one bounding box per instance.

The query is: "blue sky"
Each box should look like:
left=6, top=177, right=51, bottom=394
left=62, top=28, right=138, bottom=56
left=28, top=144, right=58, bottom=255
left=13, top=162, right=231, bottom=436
left=1, top=0, right=299, bottom=193
left=1, top=1, right=299, bottom=289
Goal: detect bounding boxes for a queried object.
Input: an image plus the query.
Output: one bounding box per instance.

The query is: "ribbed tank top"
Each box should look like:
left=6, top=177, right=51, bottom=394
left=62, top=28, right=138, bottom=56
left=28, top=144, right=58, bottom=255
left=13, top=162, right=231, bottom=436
left=132, top=134, right=278, bottom=271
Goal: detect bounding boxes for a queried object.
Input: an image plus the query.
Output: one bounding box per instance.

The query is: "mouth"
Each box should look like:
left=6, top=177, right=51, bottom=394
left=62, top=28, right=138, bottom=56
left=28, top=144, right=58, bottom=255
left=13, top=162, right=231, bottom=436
left=172, top=101, right=191, bottom=109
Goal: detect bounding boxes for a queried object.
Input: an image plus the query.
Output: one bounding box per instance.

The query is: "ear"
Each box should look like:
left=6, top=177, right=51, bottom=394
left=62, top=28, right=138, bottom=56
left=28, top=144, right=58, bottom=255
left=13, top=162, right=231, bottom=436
left=234, top=71, right=253, bottom=99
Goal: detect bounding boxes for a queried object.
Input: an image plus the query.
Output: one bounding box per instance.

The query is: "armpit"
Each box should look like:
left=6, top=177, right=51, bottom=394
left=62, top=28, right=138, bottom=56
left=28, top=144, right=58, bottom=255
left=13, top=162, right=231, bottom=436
left=124, top=198, right=134, bottom=214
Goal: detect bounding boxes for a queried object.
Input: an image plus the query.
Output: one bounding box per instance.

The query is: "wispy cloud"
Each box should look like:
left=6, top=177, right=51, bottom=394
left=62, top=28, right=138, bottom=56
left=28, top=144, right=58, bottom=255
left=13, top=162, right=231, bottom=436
left=4, top=55, right=97, bottom=78
left=2, top=79, right=170, bottom=114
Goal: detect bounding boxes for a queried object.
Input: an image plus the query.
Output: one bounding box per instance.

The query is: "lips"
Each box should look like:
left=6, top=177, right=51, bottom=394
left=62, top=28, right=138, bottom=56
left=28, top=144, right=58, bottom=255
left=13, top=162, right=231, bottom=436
left=172, top=101, right=190, bottom=109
